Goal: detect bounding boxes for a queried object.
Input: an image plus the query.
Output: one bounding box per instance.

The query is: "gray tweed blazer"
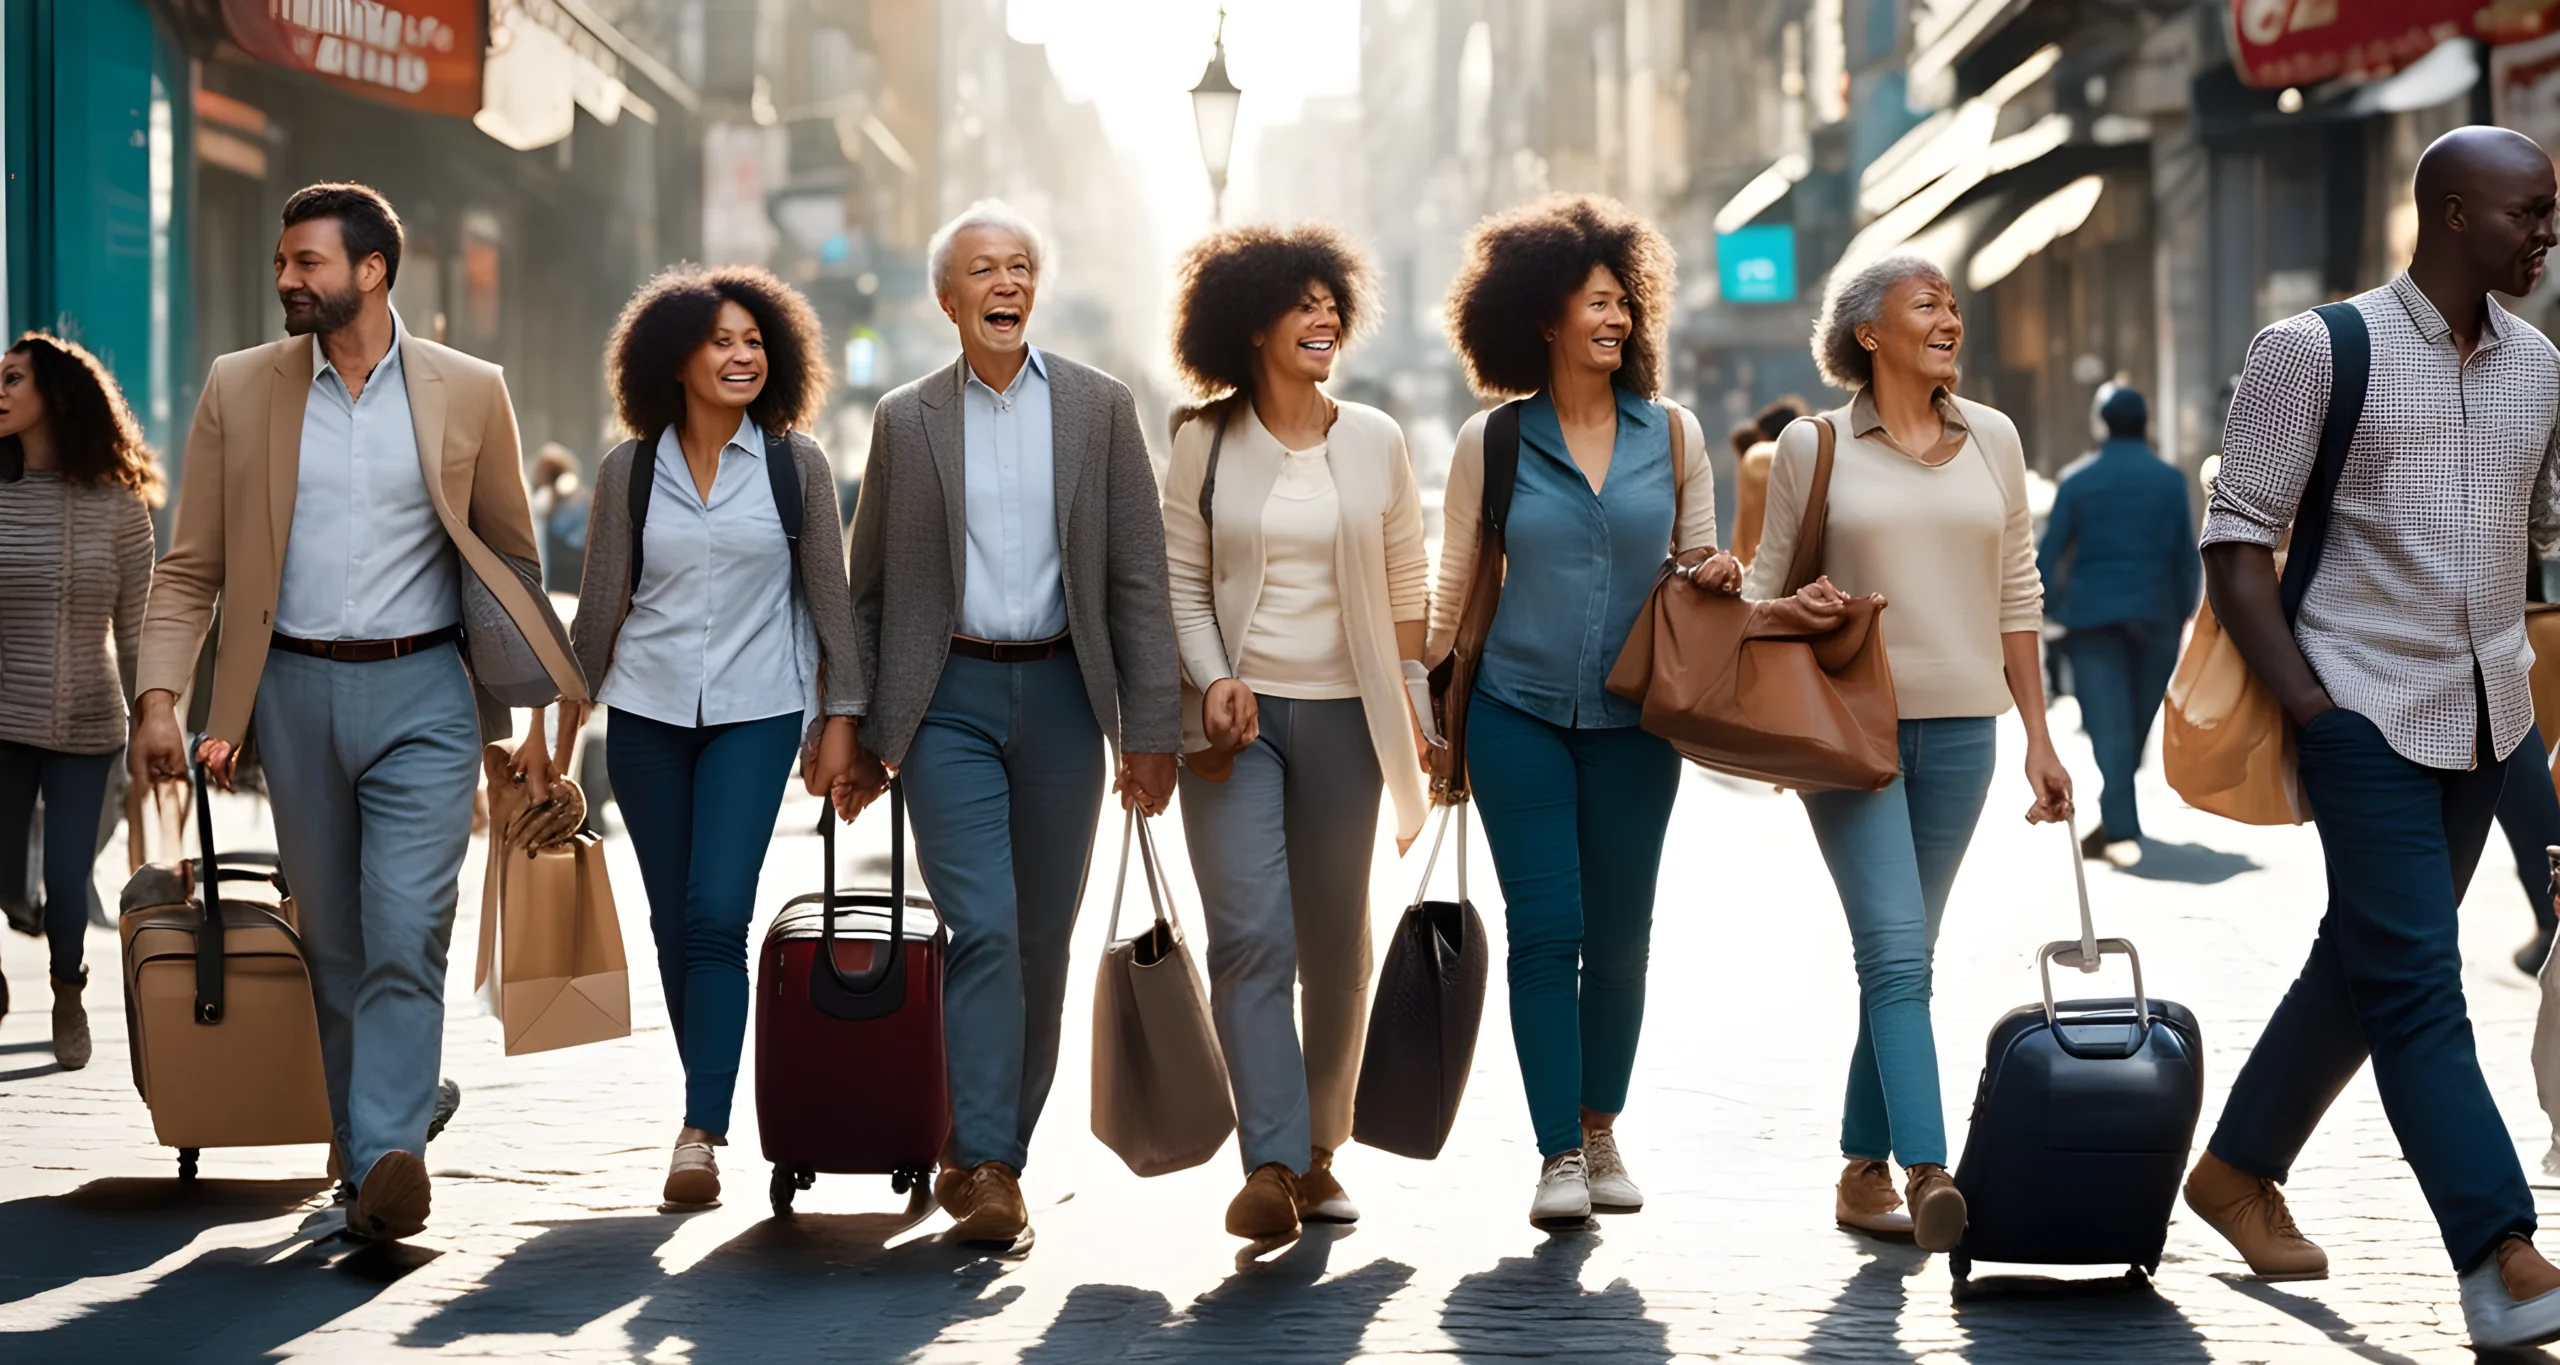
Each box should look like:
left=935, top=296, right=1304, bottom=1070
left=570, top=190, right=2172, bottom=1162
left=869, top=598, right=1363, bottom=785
left=846, top=352, right=1180, bottom=765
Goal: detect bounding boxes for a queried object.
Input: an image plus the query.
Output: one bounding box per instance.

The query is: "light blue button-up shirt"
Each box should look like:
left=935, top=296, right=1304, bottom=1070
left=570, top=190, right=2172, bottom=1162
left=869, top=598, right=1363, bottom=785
left=273, top=314, right=461, bottom=639
left=958, top=347, right=1067, bottom=641
left=598, top=416, right=810, bottom=729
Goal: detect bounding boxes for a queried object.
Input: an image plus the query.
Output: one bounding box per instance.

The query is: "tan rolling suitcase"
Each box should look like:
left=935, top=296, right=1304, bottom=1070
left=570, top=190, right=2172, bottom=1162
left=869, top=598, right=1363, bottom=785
left=118, top=752, right=332, bottom=1180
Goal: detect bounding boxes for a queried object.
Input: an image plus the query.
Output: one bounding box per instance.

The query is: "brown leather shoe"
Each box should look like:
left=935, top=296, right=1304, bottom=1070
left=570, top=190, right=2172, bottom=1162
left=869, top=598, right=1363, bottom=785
left=1903, top=1163, right=1966, bottom=1253
left=1835, top=1158, right=1913, bottom=1237
left=942, top=1161, right=1028, bottom=1245
left=1299, top=1147, right=1359, bottom=1224
left=1227, top=1163, right=1302, bottom=1241
left=2505, top=1237, right=2560, bottom=1301
left=351, top=1150, right=431, bottom=1241
left=2183, top=1152, right=2327, bottom=1281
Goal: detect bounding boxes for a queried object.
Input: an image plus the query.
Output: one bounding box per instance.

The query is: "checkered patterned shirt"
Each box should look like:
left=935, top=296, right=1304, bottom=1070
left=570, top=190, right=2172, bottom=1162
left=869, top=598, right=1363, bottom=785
left=2202, top=273, right=2560, bottom=771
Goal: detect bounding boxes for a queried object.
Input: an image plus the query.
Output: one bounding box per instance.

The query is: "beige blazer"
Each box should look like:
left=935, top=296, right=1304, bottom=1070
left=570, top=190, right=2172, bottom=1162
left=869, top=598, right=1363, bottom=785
left=1163, top=398, right=1431, bottom=845
left=139, top=332, right=587, bottom=746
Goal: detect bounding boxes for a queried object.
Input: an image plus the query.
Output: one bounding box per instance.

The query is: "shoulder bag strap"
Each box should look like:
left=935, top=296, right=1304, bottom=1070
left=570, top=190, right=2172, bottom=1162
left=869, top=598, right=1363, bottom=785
left=1778, top=415, right=1837, bottom=596
left=765, top=427, right=806, bottom=584
left=625, top=434, right=659, bottom=593
left=2280, top=303, right=2370, bottom=625
left=1663, top=399, right=1688, bottom=551
left=1482, top=400, right=1524, bottom=537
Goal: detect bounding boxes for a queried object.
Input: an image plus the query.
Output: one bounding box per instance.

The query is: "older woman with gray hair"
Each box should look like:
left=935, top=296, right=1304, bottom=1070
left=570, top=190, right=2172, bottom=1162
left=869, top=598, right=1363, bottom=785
left=1742, top=254, right=2071, bottom=1253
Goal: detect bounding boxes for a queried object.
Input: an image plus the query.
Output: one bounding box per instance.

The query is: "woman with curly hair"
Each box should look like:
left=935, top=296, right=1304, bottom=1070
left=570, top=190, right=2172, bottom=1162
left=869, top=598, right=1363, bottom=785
left=1742, top=254, right=2069, bottom=1252
left=1426, top=195, right=1735, bottom=1227
left=568, top=264, right=859, bottom=1206
left=0, top=333, right=162, bottom=1064
left=1160, top=223, right=1430, bottom=1246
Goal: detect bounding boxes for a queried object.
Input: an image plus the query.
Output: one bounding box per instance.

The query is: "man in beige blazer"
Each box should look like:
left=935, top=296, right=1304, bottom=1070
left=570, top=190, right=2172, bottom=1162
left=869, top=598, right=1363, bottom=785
left=131, top=184, right=586, bottom=1242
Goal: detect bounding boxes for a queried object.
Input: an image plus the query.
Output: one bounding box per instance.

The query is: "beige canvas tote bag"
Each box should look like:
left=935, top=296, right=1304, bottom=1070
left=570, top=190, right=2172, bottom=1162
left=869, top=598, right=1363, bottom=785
left=1090, top=805, right=1236, bottom=1176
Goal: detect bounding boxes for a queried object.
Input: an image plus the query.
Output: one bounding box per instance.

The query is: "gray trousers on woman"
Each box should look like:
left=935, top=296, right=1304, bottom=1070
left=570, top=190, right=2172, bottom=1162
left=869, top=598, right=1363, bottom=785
left=1177, top=694, right=1382, bottom=1174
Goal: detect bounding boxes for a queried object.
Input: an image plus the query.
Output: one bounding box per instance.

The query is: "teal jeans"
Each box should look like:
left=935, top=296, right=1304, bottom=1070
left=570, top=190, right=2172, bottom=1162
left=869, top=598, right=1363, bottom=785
left=1800, top=717, right=1997, bottom=1167
left=1466, top=692, right=1680, bottom=1158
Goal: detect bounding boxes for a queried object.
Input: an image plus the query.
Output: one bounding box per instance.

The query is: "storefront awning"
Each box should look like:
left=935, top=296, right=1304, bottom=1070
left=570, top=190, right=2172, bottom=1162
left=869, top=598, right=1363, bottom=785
left=2228, top=0, right=2554, bottom=90
left=220, top=0, right=483, bottom=119
left=1710, top=154, right=1810, bottom=236
left=1858, top=44, right=2059, bottom=219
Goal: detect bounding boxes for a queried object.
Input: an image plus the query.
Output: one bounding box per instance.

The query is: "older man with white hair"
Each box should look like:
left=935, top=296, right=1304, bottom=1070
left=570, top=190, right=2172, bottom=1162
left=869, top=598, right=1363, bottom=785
left=839, top=200, right=1180, bottom=1250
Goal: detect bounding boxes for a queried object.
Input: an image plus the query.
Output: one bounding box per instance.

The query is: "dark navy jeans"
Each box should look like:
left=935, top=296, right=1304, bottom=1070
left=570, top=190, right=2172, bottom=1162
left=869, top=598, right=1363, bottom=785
left=0, top=741, right=115, bottom=981
left=2060, top=619, right=2181, bottom=840
left=607, top=707, right=802, bottom=1136
left=2208, top=706, right=2536, bottom=1272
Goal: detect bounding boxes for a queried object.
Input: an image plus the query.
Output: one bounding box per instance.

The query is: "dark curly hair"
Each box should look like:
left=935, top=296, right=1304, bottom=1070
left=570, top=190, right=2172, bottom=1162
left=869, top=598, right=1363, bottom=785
left=1169, top=224, right=1378, bottom=407
left=605, top=264, right=832, bottom=438
left=3, top=333, right=163, bottom=504
left=1443, top=194, right=1674, bottom=399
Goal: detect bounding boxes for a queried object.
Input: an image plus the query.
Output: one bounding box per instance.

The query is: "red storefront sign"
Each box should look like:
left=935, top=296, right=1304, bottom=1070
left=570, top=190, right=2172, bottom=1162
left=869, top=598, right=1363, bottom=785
left=2229, top=0, right=2560, bottom=88
left=222, top=0, right=485, bottom=118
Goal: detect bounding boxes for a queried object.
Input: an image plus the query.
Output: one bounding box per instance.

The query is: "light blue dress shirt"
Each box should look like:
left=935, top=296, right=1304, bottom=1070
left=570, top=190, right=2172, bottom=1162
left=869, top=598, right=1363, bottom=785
left=273, top=314, right=461, bottom=640
left=958, top=347, right=1068, bottom=641
left=598, top=416, right=811, bottom=729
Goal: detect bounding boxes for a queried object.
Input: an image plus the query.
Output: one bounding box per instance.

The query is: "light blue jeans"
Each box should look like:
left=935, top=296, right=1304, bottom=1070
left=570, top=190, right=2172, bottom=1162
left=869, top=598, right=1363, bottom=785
left=1799, top=717, right=1996, bottom=1168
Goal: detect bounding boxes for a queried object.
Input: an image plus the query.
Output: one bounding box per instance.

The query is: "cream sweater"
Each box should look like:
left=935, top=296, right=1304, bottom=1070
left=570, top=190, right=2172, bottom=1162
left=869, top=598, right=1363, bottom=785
left=1741, top=392, right=2042, bottom=718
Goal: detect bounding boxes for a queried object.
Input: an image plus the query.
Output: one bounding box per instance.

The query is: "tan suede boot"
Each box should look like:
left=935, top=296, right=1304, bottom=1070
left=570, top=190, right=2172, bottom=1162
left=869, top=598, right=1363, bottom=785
left=1835, top=1158, right=1913, bottom=1236
left=1298, top=1147, right=1359, bottom=1223
left=1903, top=1163, right=1967, bottom=1253
left=943, top=1161, right=1028, bottom=1245
left=2183, top=1152, right=2327, bottom=1281
left=51, top=972, right=90, bottom=1070
left=1226, top=1163, right=1302, bottom=1242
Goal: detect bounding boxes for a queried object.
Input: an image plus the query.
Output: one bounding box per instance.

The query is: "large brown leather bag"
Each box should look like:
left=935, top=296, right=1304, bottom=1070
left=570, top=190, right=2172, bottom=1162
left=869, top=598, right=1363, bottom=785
left=1606, top=414, right=1899, bottom=791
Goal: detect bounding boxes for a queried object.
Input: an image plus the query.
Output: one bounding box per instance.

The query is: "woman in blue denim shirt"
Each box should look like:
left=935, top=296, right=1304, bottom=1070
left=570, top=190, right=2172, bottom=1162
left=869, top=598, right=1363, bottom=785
left=1427, top=195, right=1737, bottom=1228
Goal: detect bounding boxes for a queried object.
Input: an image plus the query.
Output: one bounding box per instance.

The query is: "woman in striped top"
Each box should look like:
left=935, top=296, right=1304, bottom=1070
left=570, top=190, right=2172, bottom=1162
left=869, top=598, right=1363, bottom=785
left=0, top=334, right=162, bottom=1068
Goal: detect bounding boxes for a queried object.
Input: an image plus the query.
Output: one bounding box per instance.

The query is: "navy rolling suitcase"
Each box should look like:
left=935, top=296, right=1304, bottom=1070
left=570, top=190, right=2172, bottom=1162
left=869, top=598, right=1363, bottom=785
left=1949, top=826, right=2203, bottom=1283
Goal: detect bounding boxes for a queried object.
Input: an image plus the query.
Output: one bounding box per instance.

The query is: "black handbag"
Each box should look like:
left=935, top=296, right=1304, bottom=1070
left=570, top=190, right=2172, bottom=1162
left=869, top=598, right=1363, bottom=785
left=1352, top=801, right=1489, bottom=1159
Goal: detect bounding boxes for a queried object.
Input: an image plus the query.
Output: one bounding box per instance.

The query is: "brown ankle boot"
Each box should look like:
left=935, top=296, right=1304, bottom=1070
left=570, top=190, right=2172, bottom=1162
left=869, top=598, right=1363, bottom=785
left=942, top=1161, right=1028, bottom=1246
left=1835, top=1158, right=1912, bottom=1236
left=1298, top=1147, right=1359, bottom=1223
left=1226, top=1163, right=1301, bottom=1242
left=50, top=972, right=90, bottom=1070
left=1903, top=1164, right=1967, bottom=1253
left=2183, top=1152, right=2327, bottom=1281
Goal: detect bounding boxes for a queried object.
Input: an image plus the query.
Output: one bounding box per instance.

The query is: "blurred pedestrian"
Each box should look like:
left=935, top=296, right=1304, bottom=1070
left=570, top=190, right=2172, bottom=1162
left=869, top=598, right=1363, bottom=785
left=1729, top=396, right=1808, bottom=568
left=569, top=265, right=860, bottom=1208
left=1745, top=254, right=2069, bottom=1254
left=1429, top=195, right=1733, bottom=1229
left=0, top=334, right=162, bottom=1063
left=840, top=201, right=1180, bottom=1250
left=1161, top=224, right=1430, bottom=1246
left=130, top=183, right=585, bottom=1242
left=530, top=442, right=590, bottom=595
left=2037, top=384, right=2199, bottom=857
left=2180, top=127, right=2560, bottom=1348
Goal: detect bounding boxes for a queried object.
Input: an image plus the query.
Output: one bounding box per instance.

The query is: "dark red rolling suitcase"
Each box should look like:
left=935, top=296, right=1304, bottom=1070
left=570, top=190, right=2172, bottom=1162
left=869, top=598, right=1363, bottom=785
left=754, top=781, right=949, bottom=1216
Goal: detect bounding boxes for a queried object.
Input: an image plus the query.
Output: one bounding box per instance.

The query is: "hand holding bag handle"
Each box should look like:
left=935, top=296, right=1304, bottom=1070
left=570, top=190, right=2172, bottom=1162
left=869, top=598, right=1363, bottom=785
left=807, top=780, right=912, bottom=1021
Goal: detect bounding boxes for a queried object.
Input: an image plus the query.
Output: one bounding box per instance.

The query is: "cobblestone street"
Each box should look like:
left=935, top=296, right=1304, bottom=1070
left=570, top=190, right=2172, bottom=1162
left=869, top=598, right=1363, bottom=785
left=5, top=706, right=2559, bottom=1362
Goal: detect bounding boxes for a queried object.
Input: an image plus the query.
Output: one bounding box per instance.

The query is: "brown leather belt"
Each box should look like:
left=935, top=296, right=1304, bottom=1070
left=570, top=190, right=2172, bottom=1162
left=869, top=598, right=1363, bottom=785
left=948, top=633, right=1069, bottom=663
left=270, top=624, right=461, bottom=663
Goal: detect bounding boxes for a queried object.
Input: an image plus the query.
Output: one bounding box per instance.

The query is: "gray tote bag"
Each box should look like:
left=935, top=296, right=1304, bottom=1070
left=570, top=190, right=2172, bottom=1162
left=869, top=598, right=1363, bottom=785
left=1090, top=806, right=1236, bottom=1177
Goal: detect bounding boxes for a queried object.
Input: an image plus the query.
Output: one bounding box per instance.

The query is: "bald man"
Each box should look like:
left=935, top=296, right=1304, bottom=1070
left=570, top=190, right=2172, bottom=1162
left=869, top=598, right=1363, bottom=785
left=2184, top=125, right=2560, bottom=1347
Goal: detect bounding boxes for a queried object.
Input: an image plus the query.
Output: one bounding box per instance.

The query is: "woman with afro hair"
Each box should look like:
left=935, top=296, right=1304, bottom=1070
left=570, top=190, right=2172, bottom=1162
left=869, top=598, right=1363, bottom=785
left=1160, top=224, right=1431, bottom=1246
left=1425, top=194, right=1736, bottom=1228
left=567, top=264, right=862, bottom=1208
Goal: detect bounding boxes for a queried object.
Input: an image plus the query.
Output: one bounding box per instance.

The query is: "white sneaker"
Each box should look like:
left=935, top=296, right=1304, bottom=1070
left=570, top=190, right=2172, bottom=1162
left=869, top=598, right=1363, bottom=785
left=2461, top=1245, right=2560, bottom=1349
left=1583, top=1128, right=1643, bottom=1212
left=1530, top=1150, right=1592, bottom=1228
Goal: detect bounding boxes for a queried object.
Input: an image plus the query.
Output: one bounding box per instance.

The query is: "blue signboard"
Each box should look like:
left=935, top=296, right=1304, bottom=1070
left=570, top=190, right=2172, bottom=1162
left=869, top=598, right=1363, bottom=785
left=1717, top=225, right=1797, bottom=304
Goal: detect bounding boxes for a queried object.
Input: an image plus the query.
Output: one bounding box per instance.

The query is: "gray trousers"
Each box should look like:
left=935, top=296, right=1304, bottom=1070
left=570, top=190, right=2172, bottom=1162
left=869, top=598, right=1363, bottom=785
left=1176, top=694, right=1381, bottom=1173
left=252, top=642, right=480, bottom=1185
left=902, top=650, right=1105, bottom=1171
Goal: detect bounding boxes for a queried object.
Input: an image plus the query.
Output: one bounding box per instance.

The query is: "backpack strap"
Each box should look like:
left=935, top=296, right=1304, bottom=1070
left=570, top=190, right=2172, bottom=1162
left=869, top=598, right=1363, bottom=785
left=1482, top=399, right=1524, bottom=536
left=626, top=427, right=809, bottom=594
left=624, top=434, right=658, bottom=593
left=2279, top=302, right=2369, bottom=625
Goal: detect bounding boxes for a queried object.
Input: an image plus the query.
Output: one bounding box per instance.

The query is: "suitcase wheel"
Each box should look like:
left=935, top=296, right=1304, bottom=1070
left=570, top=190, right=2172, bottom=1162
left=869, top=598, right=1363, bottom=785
left=770, top=1164, right=815, bottom=1217
left=177, top=1148, right=200, bottom=1183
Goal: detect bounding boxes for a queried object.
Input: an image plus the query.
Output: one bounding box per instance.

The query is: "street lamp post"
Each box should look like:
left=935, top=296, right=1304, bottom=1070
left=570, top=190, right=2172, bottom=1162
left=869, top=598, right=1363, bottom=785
left=1188, top=8, right=1242, bottom=222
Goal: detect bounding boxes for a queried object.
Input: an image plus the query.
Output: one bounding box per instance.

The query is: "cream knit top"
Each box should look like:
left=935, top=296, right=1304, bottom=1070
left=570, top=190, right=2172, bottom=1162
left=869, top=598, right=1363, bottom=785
left=1741, top=389, right=2042, bottom=718
left=1233, top=443, right=1361, bottom=698
left=0, top=471, right=157, bottom=753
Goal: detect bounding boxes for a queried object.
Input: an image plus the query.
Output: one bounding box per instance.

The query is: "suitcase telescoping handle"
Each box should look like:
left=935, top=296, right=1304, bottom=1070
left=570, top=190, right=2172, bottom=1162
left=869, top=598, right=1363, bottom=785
left=807, top=778, right=911, bottom=1022
left=2037, top=815, right=2148, bottom=1037
left=189, top=737, right=227, bottom=1025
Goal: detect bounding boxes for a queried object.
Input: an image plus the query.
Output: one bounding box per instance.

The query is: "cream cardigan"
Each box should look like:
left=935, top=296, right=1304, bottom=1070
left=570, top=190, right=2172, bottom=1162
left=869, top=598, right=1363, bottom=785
left=1163, top=398, right=1432, bottom=844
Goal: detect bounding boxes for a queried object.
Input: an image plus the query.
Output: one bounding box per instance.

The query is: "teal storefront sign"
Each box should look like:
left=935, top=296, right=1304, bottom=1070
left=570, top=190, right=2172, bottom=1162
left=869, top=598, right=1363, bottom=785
left=1717, top=225, right=1796, bottom=304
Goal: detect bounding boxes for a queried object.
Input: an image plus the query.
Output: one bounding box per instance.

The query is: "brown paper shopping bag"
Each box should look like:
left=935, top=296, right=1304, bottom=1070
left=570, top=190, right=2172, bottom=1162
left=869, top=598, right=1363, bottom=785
left=475, top=745, right=631, bottom=1056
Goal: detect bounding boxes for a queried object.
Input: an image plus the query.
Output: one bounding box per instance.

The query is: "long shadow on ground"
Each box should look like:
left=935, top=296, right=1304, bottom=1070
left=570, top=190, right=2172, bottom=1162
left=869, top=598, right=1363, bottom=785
left=1020, top=1226, right=1412, bottom=1363
left=1439, top=1232, right=1670, bottom=1363
left=0, top=1177, right=329, bottom=1308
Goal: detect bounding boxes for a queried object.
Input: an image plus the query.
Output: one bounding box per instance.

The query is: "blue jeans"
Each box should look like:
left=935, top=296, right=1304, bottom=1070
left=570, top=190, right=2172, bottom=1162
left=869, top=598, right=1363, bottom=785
left=902, top=650, right=1105, bottom=1171
left=0, top=742, right=116, bottom=980
left=1800, top=717, right=1997, bottom=1167
left=2061, top=620, right=2181, bottom=840
left=607, top=708, right=802, bottom=1136
left=2496, top=724, right=2560, bottom=935
left=252, top=642, right=482, bottom=1184
left=2209, top=706, right=2534, bottom=1272
left=1467, top=692, right=1680, bottom=1158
